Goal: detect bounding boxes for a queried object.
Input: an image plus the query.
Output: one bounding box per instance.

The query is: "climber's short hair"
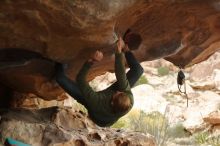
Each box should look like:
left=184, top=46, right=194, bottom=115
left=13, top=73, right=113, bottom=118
left=111, top=92, right=131, bottom=113
left=123, top=29, right=142, bottom=50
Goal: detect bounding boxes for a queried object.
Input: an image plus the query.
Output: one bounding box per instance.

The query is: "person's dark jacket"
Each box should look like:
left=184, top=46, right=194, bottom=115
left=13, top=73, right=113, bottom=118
left=76, top=52, right=133, bottom=127
left=55, top=51, right=144, bottom=127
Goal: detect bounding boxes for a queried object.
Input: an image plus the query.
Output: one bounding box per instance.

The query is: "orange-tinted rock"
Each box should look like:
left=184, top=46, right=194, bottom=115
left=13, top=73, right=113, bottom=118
left=0, top=0, right=220, bottom=100
left=204, top=111, right=220, bottom=125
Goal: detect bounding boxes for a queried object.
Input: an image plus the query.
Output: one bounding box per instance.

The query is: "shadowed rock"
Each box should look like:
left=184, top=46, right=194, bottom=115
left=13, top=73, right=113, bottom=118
left=0, top=0, right=220, bottom=101
left=0, top=107, right=156, bottom=146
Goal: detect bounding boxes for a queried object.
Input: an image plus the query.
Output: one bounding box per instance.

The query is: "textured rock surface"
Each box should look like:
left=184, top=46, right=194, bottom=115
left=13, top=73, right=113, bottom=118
left=204, top=111, right=220, bottom=132
left=204, top=111, right=220, bottom=125
left=0, top=0, right=220, bottom=100
left=0, top=107, right=156, bottom=146
left=189, top=52, right=220, bottom=82
left=189, top=52, right=220, bottom=90
left=10, top=92, right=75, bottom=109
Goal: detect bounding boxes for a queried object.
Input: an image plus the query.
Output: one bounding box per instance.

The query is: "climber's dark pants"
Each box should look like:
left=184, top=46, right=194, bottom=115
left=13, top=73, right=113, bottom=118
left=55, top=51, right=143, bottom=106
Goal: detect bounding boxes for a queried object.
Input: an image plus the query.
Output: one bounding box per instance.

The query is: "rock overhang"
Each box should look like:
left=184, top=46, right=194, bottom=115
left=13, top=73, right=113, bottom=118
left=0, top=0, right=220, bottom=101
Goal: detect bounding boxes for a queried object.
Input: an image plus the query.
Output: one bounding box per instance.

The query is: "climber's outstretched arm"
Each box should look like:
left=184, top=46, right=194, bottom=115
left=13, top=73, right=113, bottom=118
left=124, top=45, right=144, bottom=87
left=76, top=51, right=103, bottom=102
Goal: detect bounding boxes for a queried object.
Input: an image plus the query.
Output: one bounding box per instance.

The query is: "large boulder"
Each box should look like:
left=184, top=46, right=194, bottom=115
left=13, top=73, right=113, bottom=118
left=183, top=91, right=220, bottom=133
left=204, top=111, right=220, bottom=132
left=0, top=107, right=156, bottom=146
left=0, top=0, right=220, bottom=101
left=189, top=52, right=220, bottom=81
left=188, top=52, right=220, bottom=90
left=204, top=111, right=220, bottom=125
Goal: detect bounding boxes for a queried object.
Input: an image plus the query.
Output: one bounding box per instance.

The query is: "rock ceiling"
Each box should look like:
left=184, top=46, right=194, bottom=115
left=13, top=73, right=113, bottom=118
left=0, top=0, right=220, bottom=100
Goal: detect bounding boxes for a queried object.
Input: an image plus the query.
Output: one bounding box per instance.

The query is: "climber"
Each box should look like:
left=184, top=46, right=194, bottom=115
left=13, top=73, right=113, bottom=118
left=55, top=32, right=143, bottom=127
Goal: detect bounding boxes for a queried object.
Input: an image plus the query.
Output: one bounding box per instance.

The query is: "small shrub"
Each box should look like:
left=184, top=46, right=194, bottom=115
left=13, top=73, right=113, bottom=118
left=157, top=67, right=169, bottom=76
left=144, top=111, right=170, bottom=146
left=134, top=75, right=148, bottom=87
left=112, top=109, right=191, bottom=146
left=208, top=135, right=220, bottom=146
left=111, top=118, right=127, bottom=129
left=168, top=123, right=189, bottom=138
left=194, top=131, right=220, bottom=146
left=194, top=131, right=209, bottom=145
left=127, top=110, right=171, bottom=146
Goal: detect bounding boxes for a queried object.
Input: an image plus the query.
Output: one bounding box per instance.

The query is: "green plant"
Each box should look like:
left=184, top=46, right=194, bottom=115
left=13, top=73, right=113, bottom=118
left=126, top=110, right=171, bottom=146
left=112, top=109, right=191, bottom=146
left=157, top=67, right=169, bottom=76
left=194, top=131, right=220, bottom=146
left=168, top=123, right=189, bottom=138
left=134, top=75, right=148, bottom=87
left=144, top=111, right=170, bottom=146
left=208, top=135, right=220, bottom=146
left=194, top=131, right=209, bottom=145
left=111, top=118, right=127, bottom=129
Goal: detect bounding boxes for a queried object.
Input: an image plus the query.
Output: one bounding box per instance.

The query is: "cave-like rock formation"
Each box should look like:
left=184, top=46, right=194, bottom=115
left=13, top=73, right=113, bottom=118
left=0, top=0, right=220, bottom=101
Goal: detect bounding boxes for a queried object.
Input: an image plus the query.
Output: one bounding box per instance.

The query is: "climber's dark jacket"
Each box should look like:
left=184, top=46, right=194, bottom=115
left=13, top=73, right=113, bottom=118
left=55, top=51, right=143, bottom=127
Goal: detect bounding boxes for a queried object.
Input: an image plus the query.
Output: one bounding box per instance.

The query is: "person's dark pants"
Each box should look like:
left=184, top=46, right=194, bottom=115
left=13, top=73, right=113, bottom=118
left=55, top=51, right=143, bottom=106
left=55, top=64, right=86, bottom=105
